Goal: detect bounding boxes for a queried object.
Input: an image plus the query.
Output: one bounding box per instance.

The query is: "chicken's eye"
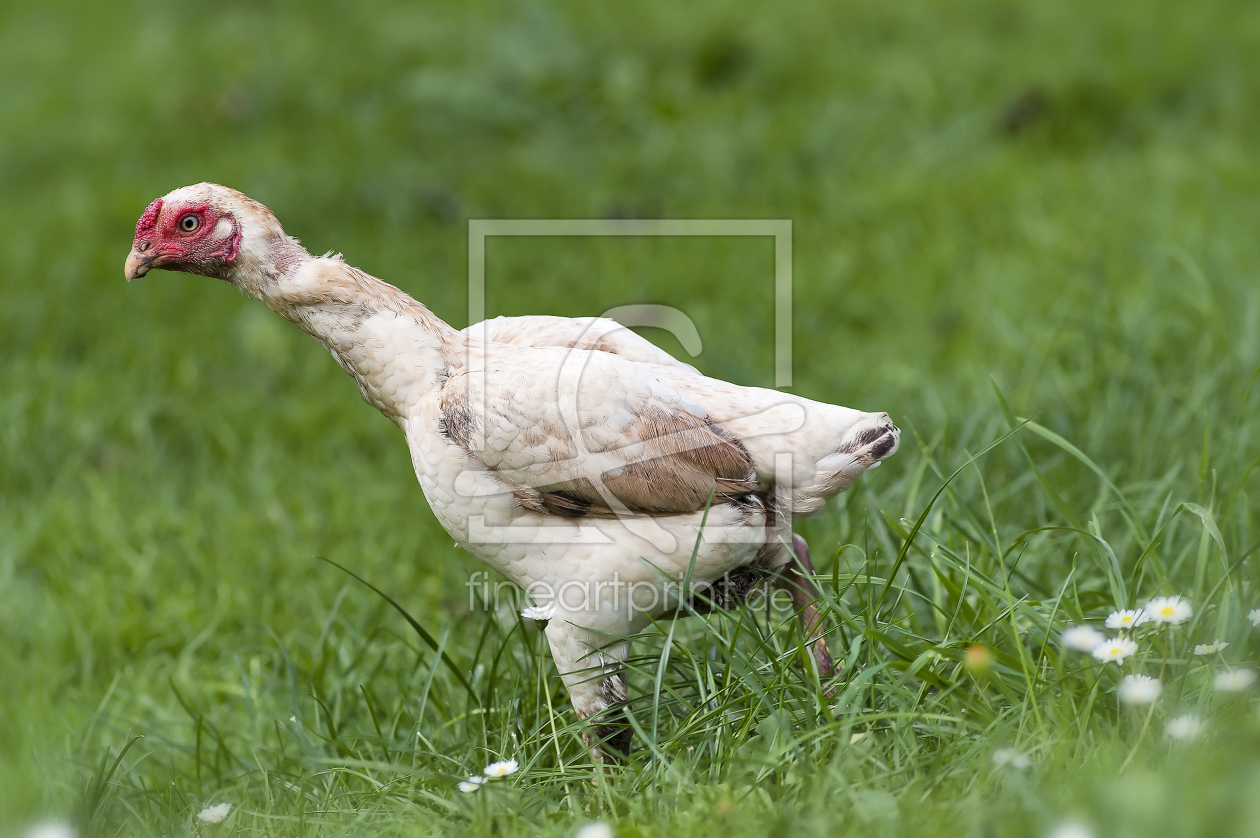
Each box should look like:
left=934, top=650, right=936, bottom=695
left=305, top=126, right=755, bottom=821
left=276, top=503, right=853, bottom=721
left=179, top=214, right=200, bottom=232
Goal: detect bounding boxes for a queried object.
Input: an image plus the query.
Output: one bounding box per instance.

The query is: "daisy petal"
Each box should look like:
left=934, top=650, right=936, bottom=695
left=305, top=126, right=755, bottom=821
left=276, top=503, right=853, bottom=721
left=484, top=759, right=519, bottom=778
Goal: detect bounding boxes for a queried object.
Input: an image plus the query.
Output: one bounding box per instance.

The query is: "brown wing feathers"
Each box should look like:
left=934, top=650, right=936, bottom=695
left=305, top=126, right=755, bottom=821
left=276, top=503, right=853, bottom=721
left=441, top=395, right=759, bottom=517
left=593, top=408, right=757, bottom=513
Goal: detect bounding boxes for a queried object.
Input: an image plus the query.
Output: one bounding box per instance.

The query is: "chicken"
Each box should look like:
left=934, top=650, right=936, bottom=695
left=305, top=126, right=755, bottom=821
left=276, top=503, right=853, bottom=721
left=123, top=183, right=900, bottom=762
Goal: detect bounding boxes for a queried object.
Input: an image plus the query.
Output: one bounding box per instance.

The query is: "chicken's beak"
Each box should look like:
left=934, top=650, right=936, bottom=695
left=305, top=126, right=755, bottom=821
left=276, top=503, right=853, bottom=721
left=124, top=247, right=156, bottom=281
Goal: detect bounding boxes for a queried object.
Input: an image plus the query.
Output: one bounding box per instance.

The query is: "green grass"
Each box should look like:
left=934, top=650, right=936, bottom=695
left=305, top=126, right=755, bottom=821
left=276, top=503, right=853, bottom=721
left=5, top=0, right=1260, bottom=835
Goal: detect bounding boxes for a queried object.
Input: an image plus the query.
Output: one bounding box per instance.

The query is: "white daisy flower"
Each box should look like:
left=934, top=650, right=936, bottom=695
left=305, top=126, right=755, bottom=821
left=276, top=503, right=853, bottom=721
left=1091, top=637, right=1138, bottom=664
left=521, top=603, right=557, bottom=621
left=458, top=776, right=486, bottom=793
left=1193, top=640, right=1229, bottom=655
left=197, top=803, right=232, bottom=824
left=1144, top=596, right=1192, bottom=626
left=1105, top=609, right=1147, bottom=630
left=1118, top=674, right=1162, bottom=705
left=1046, top=824, right=1095, bottom=838
left=483, top=759, right=519, bottom=778
left=1165, top=714, right=1203, bottom=741
left=1215, top=668, right=1257, bottom=692
left=576, top=823, right=615, bottom=838
left=992, top=748, right=1031, bottom=770
left=1061, top=625, right=1105, bottom=652
left=1249, top=609, right=1260, bottom=627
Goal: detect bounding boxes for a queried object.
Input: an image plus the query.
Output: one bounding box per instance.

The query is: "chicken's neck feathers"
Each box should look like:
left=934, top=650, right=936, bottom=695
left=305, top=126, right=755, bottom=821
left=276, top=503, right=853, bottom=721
left=258, top=254, right=463, bottom=424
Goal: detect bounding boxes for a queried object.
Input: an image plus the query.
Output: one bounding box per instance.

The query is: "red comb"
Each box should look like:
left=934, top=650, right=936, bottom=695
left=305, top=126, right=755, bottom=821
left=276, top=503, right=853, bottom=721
left=135, top=198, right=163, bottom=236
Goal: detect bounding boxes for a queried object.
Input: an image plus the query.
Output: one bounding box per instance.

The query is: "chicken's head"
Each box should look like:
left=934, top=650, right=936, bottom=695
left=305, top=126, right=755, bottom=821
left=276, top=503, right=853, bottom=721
left=124, top=183, right=293, bottom=284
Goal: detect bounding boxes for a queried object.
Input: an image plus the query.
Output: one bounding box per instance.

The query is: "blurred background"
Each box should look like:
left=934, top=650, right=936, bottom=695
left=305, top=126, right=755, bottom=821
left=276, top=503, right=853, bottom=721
left=4, top=1, right=1260, bottom=835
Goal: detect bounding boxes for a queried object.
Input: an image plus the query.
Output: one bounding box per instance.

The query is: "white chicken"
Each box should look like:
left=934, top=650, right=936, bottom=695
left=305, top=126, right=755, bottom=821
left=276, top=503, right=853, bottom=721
left=124, top=184, right=899, bottom=761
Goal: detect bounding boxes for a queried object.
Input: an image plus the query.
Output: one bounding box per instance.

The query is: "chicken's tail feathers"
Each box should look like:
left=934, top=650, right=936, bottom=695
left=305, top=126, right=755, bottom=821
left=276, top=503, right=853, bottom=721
left=787, top=413, right=900, bottom=516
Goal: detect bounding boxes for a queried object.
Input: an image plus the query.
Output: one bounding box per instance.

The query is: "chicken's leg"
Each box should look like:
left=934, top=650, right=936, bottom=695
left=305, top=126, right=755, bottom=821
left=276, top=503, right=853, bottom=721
left=780, top=534, right=836, bottom=682
left=545, top=623, right=631, bottom=764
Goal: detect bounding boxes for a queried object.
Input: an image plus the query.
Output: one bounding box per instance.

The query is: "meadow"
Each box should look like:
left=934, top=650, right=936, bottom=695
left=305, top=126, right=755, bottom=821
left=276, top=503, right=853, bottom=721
left=4, top=1, right=1260, bottom=835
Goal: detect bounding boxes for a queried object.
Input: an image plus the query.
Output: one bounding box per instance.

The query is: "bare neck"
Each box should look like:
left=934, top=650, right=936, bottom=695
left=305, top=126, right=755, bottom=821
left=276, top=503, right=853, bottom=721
left=246, top=252, right=463, bottom=424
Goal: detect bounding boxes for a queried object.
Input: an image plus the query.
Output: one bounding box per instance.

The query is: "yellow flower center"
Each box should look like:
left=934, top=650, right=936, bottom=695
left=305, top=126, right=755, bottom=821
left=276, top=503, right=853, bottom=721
left=1160, top=607, right=1173, bottom=616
